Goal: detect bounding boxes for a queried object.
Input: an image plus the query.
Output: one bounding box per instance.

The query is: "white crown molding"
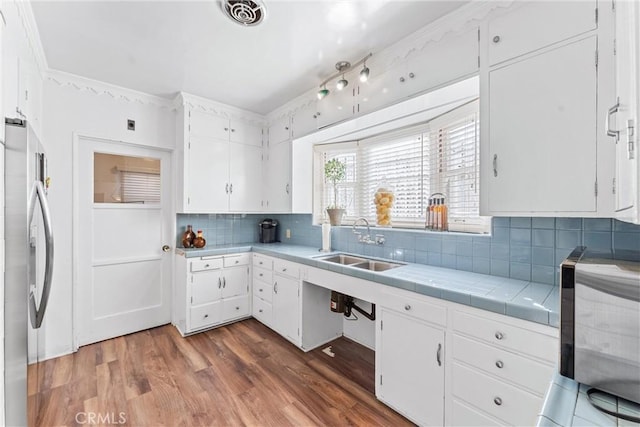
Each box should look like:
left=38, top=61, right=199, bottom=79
left=176, top=92, right=267, bottom=125
left=11, top=0, right=48, bottom=74
left=45, top=70, right=175, bottom=110
left=266, top=88, right=318, bottom=123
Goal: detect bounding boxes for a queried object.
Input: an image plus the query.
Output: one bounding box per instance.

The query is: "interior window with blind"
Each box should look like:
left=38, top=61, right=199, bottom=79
left=314, top=99, right=490, bottom=233
left=93, top=153, right=161, bottom=204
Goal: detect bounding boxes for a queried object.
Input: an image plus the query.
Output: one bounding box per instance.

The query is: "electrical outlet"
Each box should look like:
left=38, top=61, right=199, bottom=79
left=286, top=229, right=291, bottom=239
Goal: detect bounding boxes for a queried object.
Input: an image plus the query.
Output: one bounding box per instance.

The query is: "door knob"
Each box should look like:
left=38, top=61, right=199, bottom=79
left=162, top=245, right=171, bottom=252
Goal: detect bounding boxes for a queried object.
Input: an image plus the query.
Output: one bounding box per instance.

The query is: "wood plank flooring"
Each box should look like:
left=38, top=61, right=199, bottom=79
left=28, top=319, right=414, bottom=426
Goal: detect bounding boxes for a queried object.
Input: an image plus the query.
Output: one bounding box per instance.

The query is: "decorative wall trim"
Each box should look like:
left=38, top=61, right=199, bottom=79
left=176, top=92, right=267, bottom=126
left=45, top=70, right=175, bottom=111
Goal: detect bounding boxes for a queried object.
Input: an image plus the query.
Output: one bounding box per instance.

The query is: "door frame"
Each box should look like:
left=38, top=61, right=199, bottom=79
left=71, top=132, right=175, bottom=351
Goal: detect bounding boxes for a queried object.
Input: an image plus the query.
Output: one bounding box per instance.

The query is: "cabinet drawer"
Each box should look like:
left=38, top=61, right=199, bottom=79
left=381, top=289, right=446, bottom=327
left=223, top=295, right=250, bottom=321
left=452, top=334, right=553, bottom=395
left=452, top=362, right=542, bottom=426
left=274, top=259, right=299, bottom=278
left=253, top=294, right=273, bottom=326
left=224, top=253, right=250, bottom=268
left=450, top=398, right=502, bottom=427
left=191, top=257, right=223, bottom=272
left=253, top=266, right=273, bottom=284
left=452, top=310, right=557, bottom=363
left=190, top=302, right=221, bottom=331
left=253, top=253, right=273, bottom=269
left=487, top=0, right=597, bottom=66
left=253, top=280, right=273, bottom=303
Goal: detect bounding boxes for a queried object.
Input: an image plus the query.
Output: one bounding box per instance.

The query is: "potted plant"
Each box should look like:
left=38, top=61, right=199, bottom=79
left=324, top=158, right=347, bottom=226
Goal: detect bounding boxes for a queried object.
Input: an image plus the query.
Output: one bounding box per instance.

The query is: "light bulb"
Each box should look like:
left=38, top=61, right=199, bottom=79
left=359, top=65, right=370, bottom=82
left=336, top=77, right=348, bottom=90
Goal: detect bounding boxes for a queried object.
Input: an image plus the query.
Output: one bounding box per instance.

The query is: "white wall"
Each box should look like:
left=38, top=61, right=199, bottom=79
left=342, top=298, right=376, bottom=350
left=40, top=72, right=175, bottom=358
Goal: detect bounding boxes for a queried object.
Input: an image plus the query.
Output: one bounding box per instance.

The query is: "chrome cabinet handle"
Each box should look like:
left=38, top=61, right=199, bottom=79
left=259, top=288, right=263, bottom=292
left=224, top=127, right=229, bottom=131
left=493, top=35, right=501, bottom=43
left=404, top=304, right=411, bottom=311
left=229, top=183, right=233, bottom=194
left=437, top=343, right=442, bottom=366
left=235, top=306, right=240, bottom=310
left=225, top=183, right=229, bottom=194
left=408, top=72, right=415, bottom=78
left=222, top=277, right=226, bottom=288
left=218, top=278, right=222, bottom=288
left=235, top=260, right=239, bottom=264
left=231, top=128, right=235, bottom=133
left=259, top=273, right=263, bottom=277
left=274, top=282, right=278, bottom=294
left=493, top=154, right=498, bottom=177
left=204, top=264, right=210, bottom=268
left=259, top=309, right=263, bottom=313
left=28, top=181, right=54, bottom=329
left=399, top=76, right=405, bottom=83
left=494, top=397, right=503, bottom=406
left=495, top=331, right=504, bottom=340
left=495, top=360, right=504, bottom=369
left=606, top=98, right=621, bottom=140
left=204, top=314, right=209, bottom=318
left=282, top=267, right=287, bottom=272
left=285, top=183, right=290, bottom=194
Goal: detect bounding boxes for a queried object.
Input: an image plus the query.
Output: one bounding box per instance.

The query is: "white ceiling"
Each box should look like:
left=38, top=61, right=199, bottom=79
left=31, top=1, right=468, bottom=115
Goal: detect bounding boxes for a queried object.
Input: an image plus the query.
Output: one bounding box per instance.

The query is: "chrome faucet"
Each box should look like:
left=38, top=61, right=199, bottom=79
left=352, top=217, right=385, bottom=245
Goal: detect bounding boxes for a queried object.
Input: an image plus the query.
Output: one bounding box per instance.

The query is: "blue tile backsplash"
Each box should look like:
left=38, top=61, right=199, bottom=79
left=177, top=214, right=640, bottom=286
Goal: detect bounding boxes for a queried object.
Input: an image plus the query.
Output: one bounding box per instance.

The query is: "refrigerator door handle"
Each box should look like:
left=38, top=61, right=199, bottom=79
left=28, top=180, right=54, bottom=329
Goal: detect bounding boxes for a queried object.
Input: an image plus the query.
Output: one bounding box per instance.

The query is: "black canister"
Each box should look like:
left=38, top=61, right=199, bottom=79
left=259, top=219, right=278, bottom=243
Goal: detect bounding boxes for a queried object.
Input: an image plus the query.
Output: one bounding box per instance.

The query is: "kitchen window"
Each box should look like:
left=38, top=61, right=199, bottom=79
left=314, top=99, right=490, bottom=233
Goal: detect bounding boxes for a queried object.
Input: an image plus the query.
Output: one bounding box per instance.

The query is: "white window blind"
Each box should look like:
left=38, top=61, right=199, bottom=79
left=315, top=99, right=489, bottom=233
left=121, top=171, right=161, bottom=204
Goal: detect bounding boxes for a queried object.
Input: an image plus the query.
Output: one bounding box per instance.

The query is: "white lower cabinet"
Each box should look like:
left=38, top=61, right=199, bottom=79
left=173, top=253, right=251, bottom=335
left=273, top=273, right=300, bottom=345
left=378, top=307, right=445, bottom=426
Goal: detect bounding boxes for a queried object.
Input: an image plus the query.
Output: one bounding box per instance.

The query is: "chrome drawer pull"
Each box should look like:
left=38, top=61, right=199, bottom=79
left=436, top=343, right=442, bottom=367
left=204, top=264, right=210, bottom=268
left=259, top=273, right=263, bottom=277
left=259, top=288, right=263, bottom=292
left=494, top=397, right=502, bottom=406
left=204, top=314, right=209, bottom=318
left=404, top=304, right=411, bottom=311
left=282, top=267, right=287, bottom=272
left=235, top=306, right=240, bottom=310
left=495, top=331, right=504, bottom=340
left=259, top=309, right=263, bottom=313
left=495, top=360, right=504, bottom=369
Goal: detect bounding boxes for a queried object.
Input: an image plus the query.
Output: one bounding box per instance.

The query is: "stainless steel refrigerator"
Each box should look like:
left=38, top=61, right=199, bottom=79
left=4, top=118, right=54, bottom=426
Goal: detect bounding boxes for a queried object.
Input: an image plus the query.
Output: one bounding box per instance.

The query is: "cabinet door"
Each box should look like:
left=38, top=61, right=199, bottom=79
left=230, top=120, right=263, bottom=147
left=379, top=308, right=445, bottom=426
left=18, top=59, right=42, bottom=132
left=268, top=115, right=291, bottom=146
left=265, top=140, right=291, bottom=212
left=190, top=270, right=223, bottom=305
left=358, top=61, right=408, bottom=116
left=190, top=110, right=229, bottom=141
left=273, top=274, right=300, bottom=344
left=222, top=265, right=248, bottom=299
left=291, top=101, right=318, bottom=138
left=487, top=36, right=597, bottom=213
left=0, top=17, right=4, bottom=143
left=187, top=135, right=229, bottom=212
left=229, top=142, right=263, bottom=212
left=487, top=1, right=597, bottom=66
left=613, top=0, right=639, bottom=214
left=317, top=69, right=357, bottom=128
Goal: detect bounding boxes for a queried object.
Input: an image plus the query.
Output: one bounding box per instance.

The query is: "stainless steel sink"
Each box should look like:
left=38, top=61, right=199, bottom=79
left=315, top=254, right=367, bottom=265
left=352, top=260, right=403, bottom=272
left=315, top=253, right=404, bottom=271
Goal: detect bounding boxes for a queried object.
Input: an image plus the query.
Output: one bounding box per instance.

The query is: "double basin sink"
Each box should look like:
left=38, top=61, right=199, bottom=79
left=315, top=253, right=404, bottom=272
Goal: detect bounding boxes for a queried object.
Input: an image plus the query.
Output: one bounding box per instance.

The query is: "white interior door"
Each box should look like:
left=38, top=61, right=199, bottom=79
left=76, top=137, right=172, bottom=347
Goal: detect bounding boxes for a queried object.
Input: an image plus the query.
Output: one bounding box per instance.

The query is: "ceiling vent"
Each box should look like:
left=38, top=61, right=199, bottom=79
left=221, top=0, right=267, bottom=27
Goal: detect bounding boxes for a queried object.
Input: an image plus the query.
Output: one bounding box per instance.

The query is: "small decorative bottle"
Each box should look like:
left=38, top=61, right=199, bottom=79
left=181, top=225, right=196, bottom=248
left=193, top=230, right=206, bottom=248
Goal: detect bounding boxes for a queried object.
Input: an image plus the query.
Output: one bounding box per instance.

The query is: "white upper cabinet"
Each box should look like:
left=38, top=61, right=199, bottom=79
left=486, top=36, right=598, bottom=214
left=268, top=115, right=291, bottom=145
left=291, top=102, right=318, bottom=138
left=358, top=61, right=408, bottom=116
left=178, top=106, right=265, bottom=213
left=264, top=139, right=291, bottom=212
left=316, top=68, right=358, bottom=129
left=487, top=0, right=597, bottom=66
left=611, top=0, right=639, bottom=223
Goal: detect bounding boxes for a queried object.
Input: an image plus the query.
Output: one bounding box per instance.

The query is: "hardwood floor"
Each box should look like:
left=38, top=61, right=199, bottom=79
left=28, top=319, right=414, bottom=426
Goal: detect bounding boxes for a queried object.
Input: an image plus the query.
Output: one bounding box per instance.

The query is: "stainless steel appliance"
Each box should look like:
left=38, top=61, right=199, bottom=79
left=560, top=246, right=640, bottom=404
left=259, top=218, right=278, bottom=243
left=4, top=119, right=54, bottom=425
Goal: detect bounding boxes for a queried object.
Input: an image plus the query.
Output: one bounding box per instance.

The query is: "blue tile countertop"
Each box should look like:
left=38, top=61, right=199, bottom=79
left=537, top=372, right=640, bottom=427
left=176, top=243, right=559, bottom=327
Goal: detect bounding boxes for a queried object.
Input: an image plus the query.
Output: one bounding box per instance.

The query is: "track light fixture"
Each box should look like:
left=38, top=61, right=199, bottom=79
left=317, top=53, right=372, bottom=100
